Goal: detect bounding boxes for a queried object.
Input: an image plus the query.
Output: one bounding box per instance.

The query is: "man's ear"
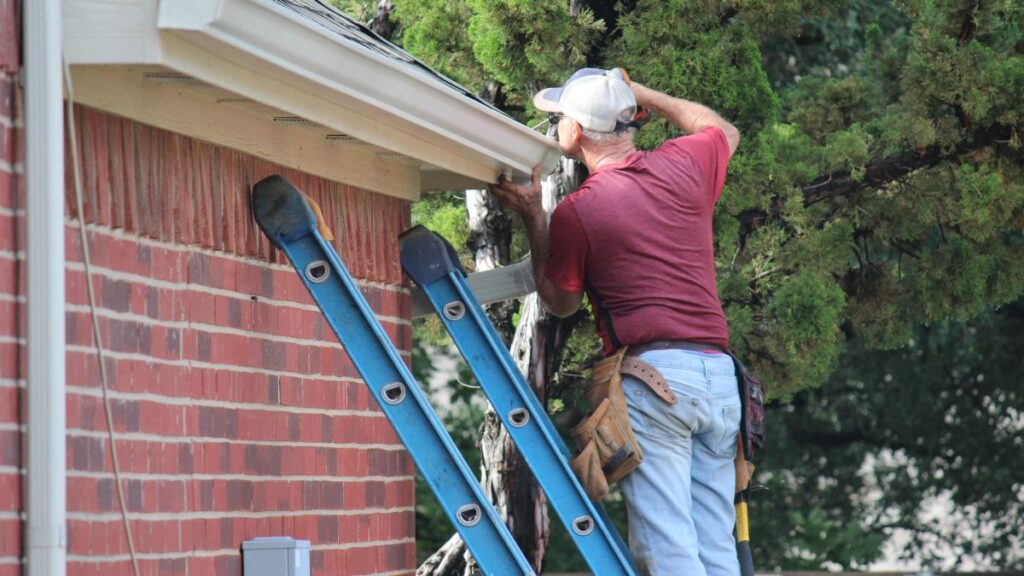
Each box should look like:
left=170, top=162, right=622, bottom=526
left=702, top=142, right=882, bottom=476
left=571, top=120, right=583, bottom=145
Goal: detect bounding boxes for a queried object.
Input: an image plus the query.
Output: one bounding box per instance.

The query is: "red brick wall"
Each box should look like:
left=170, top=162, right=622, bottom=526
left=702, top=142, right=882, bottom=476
left=1, top=11, right=418, bottom=570
left=0, top=1, right=23, bottom=574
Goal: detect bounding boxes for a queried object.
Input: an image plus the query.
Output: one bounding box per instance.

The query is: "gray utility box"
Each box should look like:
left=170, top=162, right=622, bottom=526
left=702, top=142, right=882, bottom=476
left=242, top=537, right=311, bottom=576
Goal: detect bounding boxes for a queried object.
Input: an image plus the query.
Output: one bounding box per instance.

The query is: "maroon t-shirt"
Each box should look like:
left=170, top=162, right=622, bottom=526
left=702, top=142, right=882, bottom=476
left=546, top=126, right=731, bottom=355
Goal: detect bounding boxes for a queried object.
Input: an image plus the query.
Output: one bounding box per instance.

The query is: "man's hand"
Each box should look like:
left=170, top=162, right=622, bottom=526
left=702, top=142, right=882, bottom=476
left=488, top=164, right=545, bottom=222
left=487, top=164, right=584, bottom=318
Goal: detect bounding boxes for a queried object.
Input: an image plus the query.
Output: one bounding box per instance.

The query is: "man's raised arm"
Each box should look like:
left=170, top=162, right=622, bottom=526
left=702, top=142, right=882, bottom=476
left=630, top=82, right=741, bottom=155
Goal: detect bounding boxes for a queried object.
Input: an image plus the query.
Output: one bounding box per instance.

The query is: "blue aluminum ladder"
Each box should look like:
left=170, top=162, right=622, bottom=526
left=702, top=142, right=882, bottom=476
left=400, top=226, right=637, bottom=576
left=251, top=176, right=535, bottom=576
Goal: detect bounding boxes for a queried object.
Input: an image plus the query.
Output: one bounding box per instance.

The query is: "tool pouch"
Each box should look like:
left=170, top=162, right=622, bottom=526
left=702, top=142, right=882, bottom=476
left=570, top=348, right=643, bottom=501
left=732, top=355, right=766, bottom=459
left=728, top=352, right=765, bottom=493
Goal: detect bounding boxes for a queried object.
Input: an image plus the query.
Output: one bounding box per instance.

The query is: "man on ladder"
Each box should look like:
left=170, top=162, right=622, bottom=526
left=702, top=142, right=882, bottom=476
left=491, top=67, right=743, bottom=576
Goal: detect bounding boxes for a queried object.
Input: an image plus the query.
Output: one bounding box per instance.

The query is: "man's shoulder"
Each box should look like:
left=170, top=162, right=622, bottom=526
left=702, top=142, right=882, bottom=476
left=652, top=127, right=727, bottom=159
left=570, top=168, right=637, bottom=201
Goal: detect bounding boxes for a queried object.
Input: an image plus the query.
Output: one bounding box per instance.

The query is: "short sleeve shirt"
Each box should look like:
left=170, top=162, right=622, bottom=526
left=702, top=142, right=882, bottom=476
left=546, top=126, right=732, bottom=355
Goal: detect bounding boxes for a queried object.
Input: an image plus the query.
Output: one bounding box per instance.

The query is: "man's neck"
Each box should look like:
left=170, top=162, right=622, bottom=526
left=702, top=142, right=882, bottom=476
left=581, top=140, right=637, bottom=173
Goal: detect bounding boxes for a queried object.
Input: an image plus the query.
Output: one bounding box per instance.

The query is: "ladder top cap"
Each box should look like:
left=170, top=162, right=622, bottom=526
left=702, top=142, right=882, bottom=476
left=252, top=175, right=319, bottom=250
left=400, top=225, right=466, bottom=286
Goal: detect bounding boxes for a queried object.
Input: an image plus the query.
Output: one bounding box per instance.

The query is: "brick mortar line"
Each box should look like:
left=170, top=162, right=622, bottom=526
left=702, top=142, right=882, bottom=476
left=0, top=294, right=25, bottom=303
left=0, top=424, right=26, bottom=433
left=64, top=538, right=416, bottom=560
left=0, top=378, right=25, bottom=388
left=0, top=511, right=20, bottom=520
left=66, top=383, right=389, bottom=418
left=67, top=428, right=405, bottom=451
left=67, top=470, right=415, bottom=483
left=64, top=303, right=353, bottom=349
left=70, top=219, right=413, bottom=296
left=311, top=537, right=416, bottom=551
left=0, top=250, right=25, bottom=260
left=0, top=206, right=24, bottom=217
left=0, top=335, right=24, bottom=345
left=63, top=302, right=406, bottom=349
left=66, top=508, right=415, bottom=523
left=63, top=259, right=411, bottom=326
left=65, top=344, right=412, bottom=380
left=0, top=465, right=23, bottom=474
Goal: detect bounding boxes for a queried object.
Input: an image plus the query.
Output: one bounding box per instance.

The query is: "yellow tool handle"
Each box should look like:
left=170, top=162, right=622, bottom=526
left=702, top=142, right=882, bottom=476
left=735, top=501, right=750, bottom=543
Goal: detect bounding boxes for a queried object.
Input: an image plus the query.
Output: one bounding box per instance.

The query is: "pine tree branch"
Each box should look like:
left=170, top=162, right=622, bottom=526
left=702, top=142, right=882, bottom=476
left=719, top=6, right=740, bottom=26
left=737, top=123, right=1012, bottom=237
left=803, top=124, right=1009, bottom=205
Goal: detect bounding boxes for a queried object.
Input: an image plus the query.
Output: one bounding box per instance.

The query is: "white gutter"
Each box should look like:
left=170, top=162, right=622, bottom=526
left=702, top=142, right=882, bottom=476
left=25, top=0, right=68, bottom=573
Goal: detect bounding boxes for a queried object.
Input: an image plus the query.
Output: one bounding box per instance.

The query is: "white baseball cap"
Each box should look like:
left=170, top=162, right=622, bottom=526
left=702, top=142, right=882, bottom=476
left=534, top=68, right=637, bottom=133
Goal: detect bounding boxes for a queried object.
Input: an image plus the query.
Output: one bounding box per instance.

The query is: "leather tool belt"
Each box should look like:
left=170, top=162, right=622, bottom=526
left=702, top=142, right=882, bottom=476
left=568, top=342, right=766, bottom=501
left=569, top=346, right=680, bottom=501
left=569, top=347, right=643, bottom=501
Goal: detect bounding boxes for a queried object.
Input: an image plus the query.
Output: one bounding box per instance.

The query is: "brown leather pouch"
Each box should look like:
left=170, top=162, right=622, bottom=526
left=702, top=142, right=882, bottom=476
left=569, top=402, right=612, bottom=501
left=570, top=349, right=644, bottom=500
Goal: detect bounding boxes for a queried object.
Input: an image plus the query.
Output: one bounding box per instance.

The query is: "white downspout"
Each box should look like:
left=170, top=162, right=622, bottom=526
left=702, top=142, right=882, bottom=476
left=25, top=0, right=68, bottom=573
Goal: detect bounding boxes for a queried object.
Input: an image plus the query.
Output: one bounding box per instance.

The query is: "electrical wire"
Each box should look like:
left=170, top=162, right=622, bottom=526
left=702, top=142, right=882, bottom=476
left=63, top=59, right=141, bottom=576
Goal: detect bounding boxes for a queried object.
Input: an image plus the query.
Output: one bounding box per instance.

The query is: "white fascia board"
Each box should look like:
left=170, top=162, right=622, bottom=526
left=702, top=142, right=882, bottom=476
left=157, top=0, right=559, bottom=186
left=63, top=0, right=164, bottom=65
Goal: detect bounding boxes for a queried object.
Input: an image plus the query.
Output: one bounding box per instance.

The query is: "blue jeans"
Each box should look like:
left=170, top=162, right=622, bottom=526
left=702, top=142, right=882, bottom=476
left=619, top=349, right=741, bottom=576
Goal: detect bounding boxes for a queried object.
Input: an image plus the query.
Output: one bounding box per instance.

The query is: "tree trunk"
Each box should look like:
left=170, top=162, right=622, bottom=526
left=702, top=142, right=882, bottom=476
left=368, top=0, right=396, bottom=40
left=418, top=159, right=583, bottom=576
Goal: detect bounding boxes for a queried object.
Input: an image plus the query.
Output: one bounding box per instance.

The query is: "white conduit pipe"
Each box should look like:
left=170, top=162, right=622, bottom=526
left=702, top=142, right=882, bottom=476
left=25, top=0, right=68, bottom=573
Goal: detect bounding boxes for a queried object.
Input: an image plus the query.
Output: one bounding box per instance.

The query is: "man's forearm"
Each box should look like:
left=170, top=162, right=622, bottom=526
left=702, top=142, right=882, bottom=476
left=522, top=211, right=551, bottom=288
left=521, top=211, right=580, bottom=318
left=488, top=166, right=581, bottom=317
left=631, top=83, right=740, bottom=153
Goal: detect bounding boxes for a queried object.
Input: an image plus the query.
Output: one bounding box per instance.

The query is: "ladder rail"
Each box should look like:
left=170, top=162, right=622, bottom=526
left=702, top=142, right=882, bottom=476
left=401, top=227, right=637, bottom=576
left=427, top=269, right=636, bottom=575
left=252, top=177, right=535, bottom=576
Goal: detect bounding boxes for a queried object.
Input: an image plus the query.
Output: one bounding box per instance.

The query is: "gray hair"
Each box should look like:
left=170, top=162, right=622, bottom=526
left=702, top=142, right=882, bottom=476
left=581, top=124, right=637, bottom=144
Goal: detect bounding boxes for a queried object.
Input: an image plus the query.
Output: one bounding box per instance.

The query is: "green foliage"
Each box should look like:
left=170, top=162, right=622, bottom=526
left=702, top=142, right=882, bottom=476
left=412, top=190, right=471, bottom=252
left=610, top=5, right=779, bottom=145
left=761, top=270, right=846, bottom=398
left=325, top=0, right=379, bottom=23
left=396, top=0, right=490, bottom=90
left=466, top=0, right=605, bottom=96
left=378, top=0, right=1024, bottom=568
left=780, top=508, right=886, bottom=570
left=397, top=1, right=1024, bottom=400
left=753, top=301, right=1024, bottom=569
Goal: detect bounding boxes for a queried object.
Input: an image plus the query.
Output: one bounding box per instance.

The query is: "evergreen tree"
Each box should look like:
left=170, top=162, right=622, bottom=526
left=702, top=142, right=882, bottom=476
left=398, top=0, right=1023, bottom=398
left=390, top=0, right=1024, bottom=571
left=754, top=300, right=1024, bottom=570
